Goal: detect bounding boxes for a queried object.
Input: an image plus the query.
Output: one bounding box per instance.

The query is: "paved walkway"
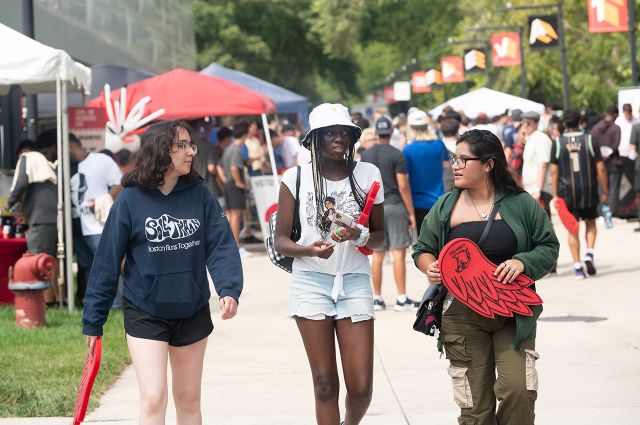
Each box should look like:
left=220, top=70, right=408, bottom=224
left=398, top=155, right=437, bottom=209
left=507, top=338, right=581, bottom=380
left=3, top=218, right=639, bottom=424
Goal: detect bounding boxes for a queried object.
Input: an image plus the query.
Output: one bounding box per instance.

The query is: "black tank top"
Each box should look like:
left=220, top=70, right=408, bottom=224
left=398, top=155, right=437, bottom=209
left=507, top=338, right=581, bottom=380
left=448, top=220, right=518, bottom=265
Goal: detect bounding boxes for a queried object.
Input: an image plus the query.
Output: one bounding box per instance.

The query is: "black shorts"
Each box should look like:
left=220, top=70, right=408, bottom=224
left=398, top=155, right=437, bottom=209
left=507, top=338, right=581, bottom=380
left=569, top=206, right=599, bottom=220
left=123, top=298, right=213, bottom=347
left=224, top=183, right=247, bottom=210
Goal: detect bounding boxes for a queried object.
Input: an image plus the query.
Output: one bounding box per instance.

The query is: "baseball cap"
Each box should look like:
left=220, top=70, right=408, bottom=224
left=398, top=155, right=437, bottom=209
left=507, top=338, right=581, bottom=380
left=509, top=109, right=523, bottom=121
left=374, top=116, right=393, bottom=136
left=522, top=111, right=541, bottom=121
left=408, top=109, right=429, bottom=128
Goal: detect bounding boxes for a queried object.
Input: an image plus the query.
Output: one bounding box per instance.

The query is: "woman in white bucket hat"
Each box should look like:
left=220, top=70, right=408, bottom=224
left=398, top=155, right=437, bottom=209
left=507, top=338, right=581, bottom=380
left=275, top=103, right=384, bottom=425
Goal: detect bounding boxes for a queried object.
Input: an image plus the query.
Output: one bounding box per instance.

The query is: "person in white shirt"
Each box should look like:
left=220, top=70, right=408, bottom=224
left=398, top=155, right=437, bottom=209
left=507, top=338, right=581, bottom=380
left=275, top=103, right=384, bottom=425
left=521, top=111, right=553, bottom=203
left=69, top=140, right=123, bottom=255
left=280, top=123, right=302, bottom=168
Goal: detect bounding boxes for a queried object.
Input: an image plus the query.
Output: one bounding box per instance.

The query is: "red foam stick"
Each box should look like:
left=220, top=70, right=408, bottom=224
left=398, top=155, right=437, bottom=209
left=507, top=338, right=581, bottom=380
left=73, top=336, right=102, bottom=425
left=356, top=181, right=380, bottom=255
left=554, top=197, right=579, bottom=235
left=438, top=238, right=543, bottom=318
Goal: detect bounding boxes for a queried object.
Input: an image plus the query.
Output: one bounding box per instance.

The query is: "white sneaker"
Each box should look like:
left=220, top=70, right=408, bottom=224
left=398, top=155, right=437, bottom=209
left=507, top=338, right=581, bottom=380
left=238, top=247, right=250, bottom=257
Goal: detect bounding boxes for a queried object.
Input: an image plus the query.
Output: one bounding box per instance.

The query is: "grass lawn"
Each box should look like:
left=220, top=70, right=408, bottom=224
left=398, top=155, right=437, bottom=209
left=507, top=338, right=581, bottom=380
left=0, top=306, right=130, bottom=417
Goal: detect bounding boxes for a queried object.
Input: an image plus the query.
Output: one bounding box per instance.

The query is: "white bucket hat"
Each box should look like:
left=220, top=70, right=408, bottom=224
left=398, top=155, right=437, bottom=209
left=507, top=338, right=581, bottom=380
left=301, top=103, right=362, bottom=149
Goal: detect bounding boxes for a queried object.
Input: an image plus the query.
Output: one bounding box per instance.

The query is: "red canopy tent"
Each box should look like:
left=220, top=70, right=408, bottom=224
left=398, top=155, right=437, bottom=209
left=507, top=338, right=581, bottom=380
left=87, top=68, right=276, bottom=117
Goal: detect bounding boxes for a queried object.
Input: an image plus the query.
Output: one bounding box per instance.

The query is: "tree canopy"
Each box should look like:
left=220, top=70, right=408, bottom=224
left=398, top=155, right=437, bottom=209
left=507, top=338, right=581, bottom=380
left=194, top=0, right=639, bottom=112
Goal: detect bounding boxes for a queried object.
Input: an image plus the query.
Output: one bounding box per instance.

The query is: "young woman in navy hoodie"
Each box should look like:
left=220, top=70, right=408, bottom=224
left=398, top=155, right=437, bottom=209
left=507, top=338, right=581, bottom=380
left=83, top=120, right=243, bottom=425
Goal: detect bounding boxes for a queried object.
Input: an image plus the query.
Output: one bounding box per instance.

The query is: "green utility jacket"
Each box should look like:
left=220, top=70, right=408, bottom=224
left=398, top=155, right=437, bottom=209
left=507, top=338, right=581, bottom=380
left=412, top=187, right=559, bottom=348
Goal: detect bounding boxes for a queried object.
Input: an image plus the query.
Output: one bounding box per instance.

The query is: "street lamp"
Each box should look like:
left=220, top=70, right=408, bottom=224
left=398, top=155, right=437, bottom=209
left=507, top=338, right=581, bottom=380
left=497, top=2, right=570, bottom=110
left=465, top=25, right=527, bottom=98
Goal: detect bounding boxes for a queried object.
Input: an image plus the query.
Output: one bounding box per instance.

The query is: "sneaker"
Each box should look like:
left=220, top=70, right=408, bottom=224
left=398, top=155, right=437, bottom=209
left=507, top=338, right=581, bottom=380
left=394, top=297, right=419, bottom=312
left=574, top=267, right=586, bottom=280
left=584, top=254, right=596, bottom=276
left=238, top=247, right=250, bottom=257
left=373, top=299, right=386, bottom=311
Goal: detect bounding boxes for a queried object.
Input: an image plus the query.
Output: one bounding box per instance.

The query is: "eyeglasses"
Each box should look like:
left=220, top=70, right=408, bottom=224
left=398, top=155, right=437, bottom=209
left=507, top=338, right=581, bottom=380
left=449, top=154, right=483, bottom=169
left=170, top=141, right=198, bottom=154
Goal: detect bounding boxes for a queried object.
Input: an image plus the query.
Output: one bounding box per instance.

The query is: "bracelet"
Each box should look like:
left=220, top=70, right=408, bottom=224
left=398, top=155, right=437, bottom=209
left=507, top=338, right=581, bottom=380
left=350, top=224, right=370, bottom=247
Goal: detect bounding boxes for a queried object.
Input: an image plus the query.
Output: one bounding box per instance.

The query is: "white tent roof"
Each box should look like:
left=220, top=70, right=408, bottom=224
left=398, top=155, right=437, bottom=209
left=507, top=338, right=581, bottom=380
left=0, top=23, right=91, bottom=95
left=429, top=87, right=544, bottom=119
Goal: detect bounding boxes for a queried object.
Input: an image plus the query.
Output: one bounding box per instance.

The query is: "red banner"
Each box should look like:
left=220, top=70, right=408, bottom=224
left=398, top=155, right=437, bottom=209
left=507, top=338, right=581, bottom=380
left=69, top=107, right=107, bottom=151
left=440, top=56, right=464, bottom=84
left=411, top=71, right=431, bottom=93
left=383, top=86, right=395, bottom=103
left=588, top=0, right=628, bottom=33
left=491, top=32, right=522, bottom=67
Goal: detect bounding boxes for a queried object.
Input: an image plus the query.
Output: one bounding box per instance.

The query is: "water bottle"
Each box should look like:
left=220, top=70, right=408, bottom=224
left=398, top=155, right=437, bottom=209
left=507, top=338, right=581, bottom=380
left=2, top=224, right=11, bottom=239
left=601, top=204, right=613, bottom=229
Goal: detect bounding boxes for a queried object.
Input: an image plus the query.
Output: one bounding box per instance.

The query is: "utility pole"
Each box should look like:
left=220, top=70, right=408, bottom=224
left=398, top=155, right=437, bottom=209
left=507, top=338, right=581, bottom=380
left=22, top=0, right=38, bottom=140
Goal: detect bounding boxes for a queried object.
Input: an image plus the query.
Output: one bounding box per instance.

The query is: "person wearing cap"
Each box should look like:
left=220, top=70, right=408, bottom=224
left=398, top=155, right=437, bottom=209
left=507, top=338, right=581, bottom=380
left=403, top=108, right=449, bottom=228
left=274, top=103, right=384, bottom=425
left=361, top=116, right=419, bottom=312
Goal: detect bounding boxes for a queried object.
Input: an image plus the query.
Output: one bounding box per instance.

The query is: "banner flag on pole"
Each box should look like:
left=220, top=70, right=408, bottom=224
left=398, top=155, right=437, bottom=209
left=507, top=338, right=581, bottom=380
left=464, top=49, right=487, bottom=73
left=425, top=69, right=442, bottom=86
left=528, top=15, right=560, bottom=50
left=491, top=32, right=522, bottom=67
left=440, top=56, right=465, bottom=83
left=411, top=71, right=432, bottom=93
left=588, top=0, right=629, bottom=33
left=383, top=86, right=395, bottom=103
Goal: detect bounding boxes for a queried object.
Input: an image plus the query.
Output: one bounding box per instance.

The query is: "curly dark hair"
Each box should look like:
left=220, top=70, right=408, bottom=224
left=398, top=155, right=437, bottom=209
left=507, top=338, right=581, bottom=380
left=121, top=120, right=200, bottom=189
left=457, top=129, right=522, bottom=194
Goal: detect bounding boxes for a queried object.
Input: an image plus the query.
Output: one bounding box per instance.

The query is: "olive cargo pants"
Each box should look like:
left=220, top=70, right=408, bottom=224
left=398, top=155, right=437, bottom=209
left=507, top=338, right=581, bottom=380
left=441, top=299, right=539, bottom=425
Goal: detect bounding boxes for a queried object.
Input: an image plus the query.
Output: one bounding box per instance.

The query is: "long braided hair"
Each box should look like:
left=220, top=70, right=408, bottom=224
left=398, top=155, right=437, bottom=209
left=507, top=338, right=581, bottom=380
left=308, top=127, right=367, bottom=238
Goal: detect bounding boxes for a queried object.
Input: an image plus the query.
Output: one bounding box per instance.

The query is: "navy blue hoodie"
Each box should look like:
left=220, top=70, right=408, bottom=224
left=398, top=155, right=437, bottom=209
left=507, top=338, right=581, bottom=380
left=82, top=176, right=243, bottom=336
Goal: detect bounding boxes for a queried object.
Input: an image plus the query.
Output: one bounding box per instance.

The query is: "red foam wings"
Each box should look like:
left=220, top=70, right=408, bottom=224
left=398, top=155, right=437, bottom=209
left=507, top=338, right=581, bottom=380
left=554, top=197, right=579, bottom=235
left=356, top=181, right=380, bottom=256
left=439, top=238, right=543, bottom=318
left=73, top=336, right=102, bottom=425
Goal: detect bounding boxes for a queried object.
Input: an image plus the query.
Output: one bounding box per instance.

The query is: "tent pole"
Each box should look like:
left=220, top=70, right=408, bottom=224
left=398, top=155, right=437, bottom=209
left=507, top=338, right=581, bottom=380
left=60, top=80, right=75, bottom=311
left=261, top=113, right=280, bottom=198
left=55, top=78, right=65, bottom=308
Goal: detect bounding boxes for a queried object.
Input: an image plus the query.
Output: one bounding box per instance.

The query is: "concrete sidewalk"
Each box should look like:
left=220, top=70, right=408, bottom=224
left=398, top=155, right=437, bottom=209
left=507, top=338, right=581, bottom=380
left=3, top=218, right=639, bottom=424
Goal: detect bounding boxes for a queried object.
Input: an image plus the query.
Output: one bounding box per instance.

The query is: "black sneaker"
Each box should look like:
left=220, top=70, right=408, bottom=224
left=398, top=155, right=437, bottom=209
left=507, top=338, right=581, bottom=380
left=584, top=253, right=596, bottom=276
left=394, top=297, right=419, bottom=312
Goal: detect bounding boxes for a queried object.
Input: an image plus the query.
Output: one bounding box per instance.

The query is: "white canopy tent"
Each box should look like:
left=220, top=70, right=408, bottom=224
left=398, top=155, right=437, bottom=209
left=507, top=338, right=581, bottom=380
left=429, top=87, right=545, bottom=119
left=0, top=23, right=91, bottom=310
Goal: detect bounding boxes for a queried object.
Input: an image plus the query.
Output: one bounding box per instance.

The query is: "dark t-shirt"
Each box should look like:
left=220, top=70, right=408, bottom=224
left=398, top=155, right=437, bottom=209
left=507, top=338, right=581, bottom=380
left=221, top=143, right=246, bottom=185
left=360, top=143, right=406, bottom=205
left=193, top=137, right=217, bottom=195
left=549, top=131, right=602, bottom=210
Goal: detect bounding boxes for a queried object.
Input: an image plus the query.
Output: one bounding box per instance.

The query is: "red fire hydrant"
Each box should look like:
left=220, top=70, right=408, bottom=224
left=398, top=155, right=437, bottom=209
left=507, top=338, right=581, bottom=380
left=8, top=252, right=55, bottom=328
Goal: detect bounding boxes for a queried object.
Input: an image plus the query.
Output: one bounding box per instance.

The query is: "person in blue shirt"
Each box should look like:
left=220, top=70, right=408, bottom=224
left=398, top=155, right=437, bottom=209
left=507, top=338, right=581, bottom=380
left=403, top=109, right=449, bottom=227
left=82, top=120, right=243, bottom=424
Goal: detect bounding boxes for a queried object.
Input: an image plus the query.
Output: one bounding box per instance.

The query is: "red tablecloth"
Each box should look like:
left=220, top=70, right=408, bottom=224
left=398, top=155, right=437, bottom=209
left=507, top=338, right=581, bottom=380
left=0, top=238, right=28, bottom=304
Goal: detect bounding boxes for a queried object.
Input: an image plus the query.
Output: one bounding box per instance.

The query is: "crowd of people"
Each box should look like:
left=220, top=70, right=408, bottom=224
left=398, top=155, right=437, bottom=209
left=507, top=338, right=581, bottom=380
left=3, top=97, right=638, bottom=425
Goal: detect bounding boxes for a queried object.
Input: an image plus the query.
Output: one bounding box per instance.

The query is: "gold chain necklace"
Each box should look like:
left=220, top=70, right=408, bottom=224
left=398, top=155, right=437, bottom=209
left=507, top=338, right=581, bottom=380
left=469, top=194, right=494, bottom=220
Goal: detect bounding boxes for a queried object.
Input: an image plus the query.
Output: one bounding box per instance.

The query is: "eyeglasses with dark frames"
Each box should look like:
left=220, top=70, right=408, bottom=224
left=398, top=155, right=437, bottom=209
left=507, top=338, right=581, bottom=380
left=448, top=153, right=483, bottom=169
left=170, top=141, right=198, bottom=154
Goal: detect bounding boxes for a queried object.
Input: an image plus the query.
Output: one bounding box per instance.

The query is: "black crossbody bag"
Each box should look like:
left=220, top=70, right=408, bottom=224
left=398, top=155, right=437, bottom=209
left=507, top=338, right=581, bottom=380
left=413, top=201, right=501, bottom=336
left=266, top=166, right=301, bottom=273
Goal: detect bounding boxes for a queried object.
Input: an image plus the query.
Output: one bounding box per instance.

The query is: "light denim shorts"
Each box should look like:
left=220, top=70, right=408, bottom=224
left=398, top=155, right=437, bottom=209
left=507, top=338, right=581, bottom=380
left=289, top=270, right=374, bottom=322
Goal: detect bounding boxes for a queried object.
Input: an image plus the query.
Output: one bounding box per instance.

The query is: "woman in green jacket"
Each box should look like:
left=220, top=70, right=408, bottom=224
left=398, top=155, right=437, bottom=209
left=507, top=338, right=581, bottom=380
left=412, top=129, right=558, bottom=425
